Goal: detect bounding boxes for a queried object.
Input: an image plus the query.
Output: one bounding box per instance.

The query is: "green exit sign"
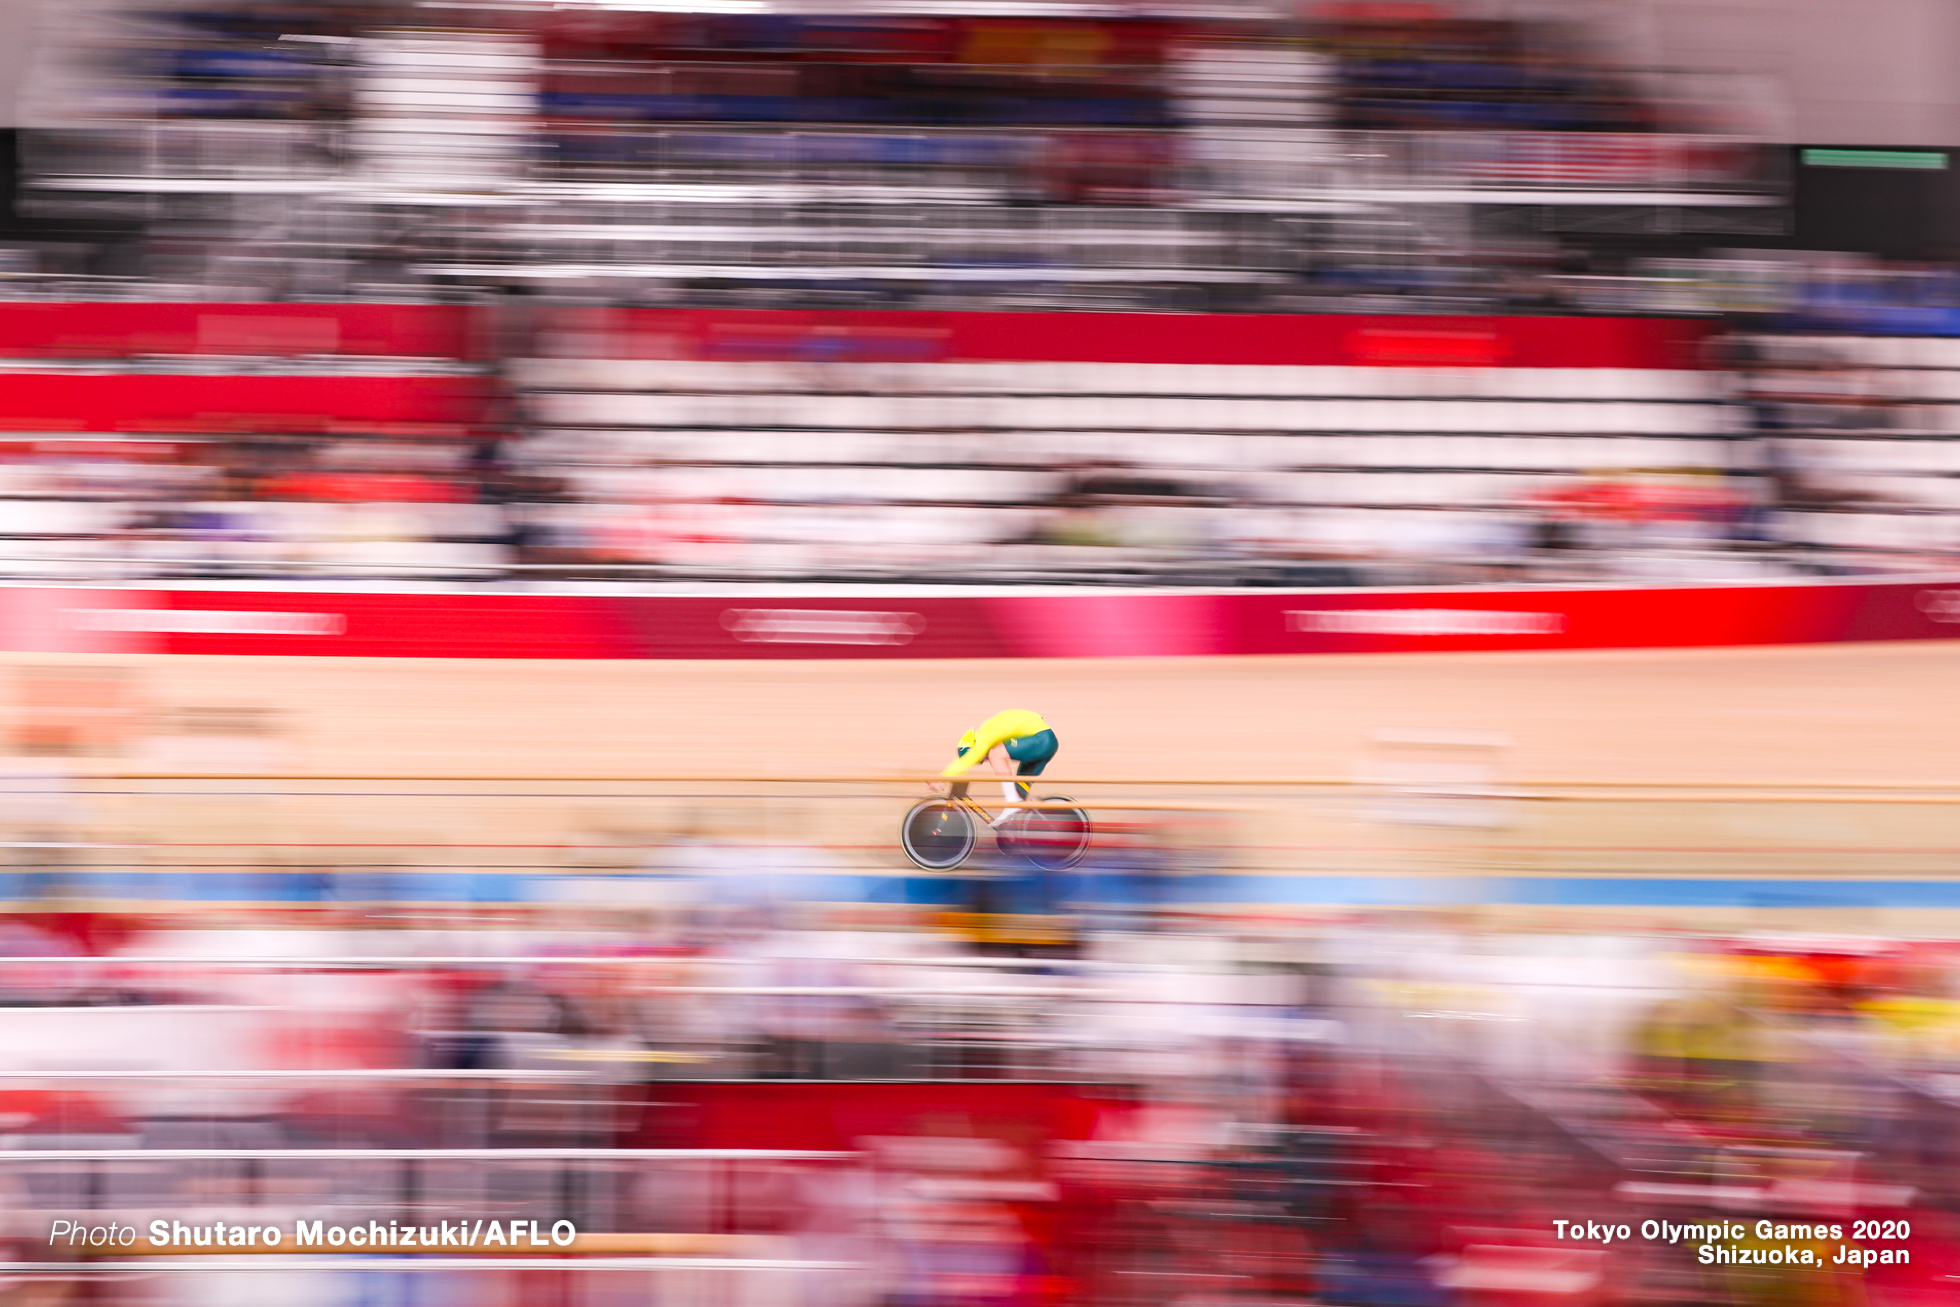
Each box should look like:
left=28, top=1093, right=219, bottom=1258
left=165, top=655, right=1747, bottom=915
left=1802, top=148, right=1948, bottom=170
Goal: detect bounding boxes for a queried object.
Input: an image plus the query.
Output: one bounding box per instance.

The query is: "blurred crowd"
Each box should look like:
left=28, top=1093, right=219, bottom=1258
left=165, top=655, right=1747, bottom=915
left=64, top=4, right=1671, bottom=138
left=8, top=0, right=1777, bottom=314
left=0, top=3, right=1935, bottom=587
left=1323, top=12, right=1664, bottom=133
left=87, top=5, right=1663, bottom=137
left=0, top=908, right=1957, bottom=1305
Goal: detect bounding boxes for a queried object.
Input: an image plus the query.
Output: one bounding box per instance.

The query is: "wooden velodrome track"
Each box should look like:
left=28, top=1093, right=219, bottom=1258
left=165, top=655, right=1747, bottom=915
left=4, top=639, right=1957, bottom=926
left=27, top=639, right=1946, bottom=784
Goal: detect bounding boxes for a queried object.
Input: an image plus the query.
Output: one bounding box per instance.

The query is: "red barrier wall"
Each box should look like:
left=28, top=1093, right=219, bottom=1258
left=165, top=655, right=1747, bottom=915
left=0, top=304, right=477, bottom=359
left=631, top=1080, right=1127, bottom=1152
left=0, top=304, right=1714, bottom=369
left=548, top=308, right=1714, bottom=368
left=0, top=375, right=488, bottom=432
left=9, top=579, right=1958, bottom=659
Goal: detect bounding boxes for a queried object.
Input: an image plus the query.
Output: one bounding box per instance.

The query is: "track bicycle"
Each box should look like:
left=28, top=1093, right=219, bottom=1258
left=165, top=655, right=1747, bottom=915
left=900, top=781, right=1092, bottom=872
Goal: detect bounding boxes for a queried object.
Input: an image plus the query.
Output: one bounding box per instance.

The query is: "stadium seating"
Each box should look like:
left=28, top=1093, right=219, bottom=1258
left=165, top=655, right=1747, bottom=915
left=0, top=302, right=1949, bottom=581
left=498, top=330, right=1960, bottom=577
left=508, top=352, right=1720, bottom=575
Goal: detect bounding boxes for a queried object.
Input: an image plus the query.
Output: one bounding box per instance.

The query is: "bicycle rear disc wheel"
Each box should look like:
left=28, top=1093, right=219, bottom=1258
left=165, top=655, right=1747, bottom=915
left=1016, top=798, right=1091, bottom=871
left=901, top=799, right=978, bottom=871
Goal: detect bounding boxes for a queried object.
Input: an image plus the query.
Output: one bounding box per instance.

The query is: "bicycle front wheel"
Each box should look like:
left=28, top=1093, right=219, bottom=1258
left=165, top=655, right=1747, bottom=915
left=900, top=799, right=978, bottom=871
left=1014, top=797, right=1092, bottom=871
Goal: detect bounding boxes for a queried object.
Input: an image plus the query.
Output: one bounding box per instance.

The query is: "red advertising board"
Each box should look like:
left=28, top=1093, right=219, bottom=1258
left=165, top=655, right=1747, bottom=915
left=631, top=1080, right=1127, bottom=1152
left=0, top=375, right=487, bottom=432
left=539, top=308, right=1713, bottom=369
left=0, top=304, right=1711, bottom=369
left=6, top=578, right=1957, bottom=660
left=0, top=304, right=478, bottom=359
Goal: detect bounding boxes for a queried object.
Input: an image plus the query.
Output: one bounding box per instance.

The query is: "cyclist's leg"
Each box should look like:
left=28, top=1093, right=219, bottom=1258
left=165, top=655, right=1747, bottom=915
left=985, top=731, right=1060, bottom=828
left=983, top=746, right=1021, bottom=827
left=1005, top=730, right=1058, bottom=799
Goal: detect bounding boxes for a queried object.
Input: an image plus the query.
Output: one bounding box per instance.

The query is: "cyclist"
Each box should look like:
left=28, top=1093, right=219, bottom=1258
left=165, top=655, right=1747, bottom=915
left=930, top=709, right=1057, bottom=827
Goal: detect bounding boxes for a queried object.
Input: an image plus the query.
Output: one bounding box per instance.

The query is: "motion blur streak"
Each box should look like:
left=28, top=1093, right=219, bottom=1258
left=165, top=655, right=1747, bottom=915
left=0, top=638, right=1950, bottom=1304
left=0, top=0, right=1952, bottom=1304
left=0, top=0, right=1942, bottom=588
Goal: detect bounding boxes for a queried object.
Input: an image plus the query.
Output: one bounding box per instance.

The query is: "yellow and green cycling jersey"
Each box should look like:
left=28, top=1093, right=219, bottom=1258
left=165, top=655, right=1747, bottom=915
left=941, top=709, right=1058, bottom=778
